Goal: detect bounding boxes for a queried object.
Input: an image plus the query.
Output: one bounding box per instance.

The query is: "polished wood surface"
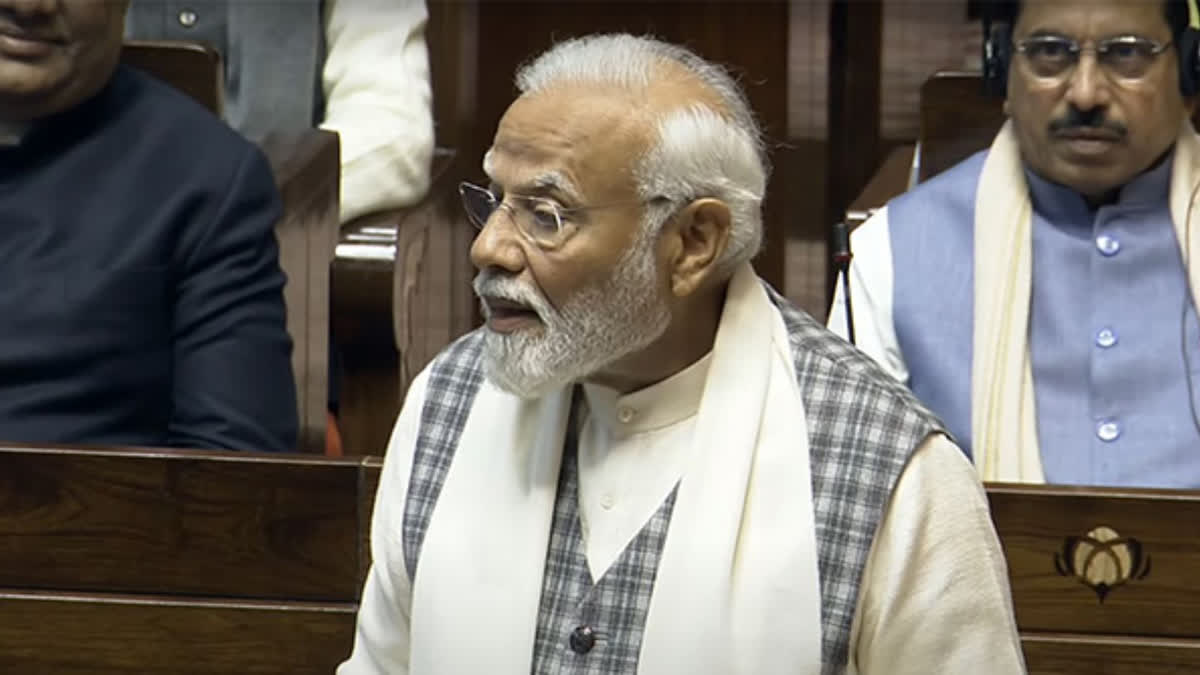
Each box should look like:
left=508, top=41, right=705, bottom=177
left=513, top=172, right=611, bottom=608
left=0, top=591, right=355, bottom=674
left=0, top=445, right=378, bottom=671
left=917, top=71, right=1005, bottom=182
left=990, top=484, right=1200, bottom=637
left=845, top=144, right=915, bottom=231
left=0, top=445, right=370, bottom=599
left=120, top=41, right=223, bottom=114
left=989, top=483, right=1200, bottom=673
left=1022, top=634, right=1200, bottom=675
left=261, top=130, right=341, bottom=452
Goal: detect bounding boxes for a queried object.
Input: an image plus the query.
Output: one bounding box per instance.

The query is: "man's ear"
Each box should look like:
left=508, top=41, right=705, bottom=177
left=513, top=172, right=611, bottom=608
left=663, top=198, right=732, bottom=297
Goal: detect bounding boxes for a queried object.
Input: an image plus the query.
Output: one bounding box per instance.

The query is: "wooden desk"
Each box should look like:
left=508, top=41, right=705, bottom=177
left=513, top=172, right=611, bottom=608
left=989, top=483, right=1200, bottom=674
left=0, top=445, right=380, bottom=673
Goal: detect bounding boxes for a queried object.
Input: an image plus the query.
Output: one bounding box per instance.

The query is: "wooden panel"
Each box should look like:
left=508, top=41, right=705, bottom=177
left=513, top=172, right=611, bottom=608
left=826, top=0, right=883, bottom=233
left=333, top=150, right=472, bottom=455
left=988, top=484, right=1200, bottom=638
left=918, top=70, right=1003, bottom=181
left=120, top=41, right=222, bottom=114
left=0, top=446, right=366, bottom=601
left=845, top=144, right=915, bottom=229
left=1022, top=633, right=1200, bottom=675
left=0, top=590, right=354, bottom=675
left=261, top=130, right=341, bottom=452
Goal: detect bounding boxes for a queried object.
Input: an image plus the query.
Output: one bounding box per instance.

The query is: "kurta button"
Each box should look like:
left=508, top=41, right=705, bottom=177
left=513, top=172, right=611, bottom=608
left=617, top=407, right=635, bottom=423
left=1096, top=327, right=1117, bottom=348
left=178, top=9, right=198, bottom=27
left=1097, top=419, right=1122, bottom=442
left=1096, top=234, right=1121, bottom=256
left=569, top=625, right=597, bottom=654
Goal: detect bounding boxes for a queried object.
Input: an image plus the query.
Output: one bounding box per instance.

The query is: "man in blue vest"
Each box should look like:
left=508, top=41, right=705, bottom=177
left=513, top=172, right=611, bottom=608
left=0, top=0, right=297, bottom=451
left=830, top=0, right=1200, bottom=487
left=340, top=33, right=1023, bottom=675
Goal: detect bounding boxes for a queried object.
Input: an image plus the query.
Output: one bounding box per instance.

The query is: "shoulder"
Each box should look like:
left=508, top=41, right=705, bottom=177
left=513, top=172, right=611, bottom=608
left=112, top=65, right=265, bottom=176
left=890, top=150, right=988, bottom=213
left=766, top=284, right=940, bottom=428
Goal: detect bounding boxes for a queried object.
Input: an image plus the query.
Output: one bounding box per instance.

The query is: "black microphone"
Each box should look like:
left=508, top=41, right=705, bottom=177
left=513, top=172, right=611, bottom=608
left=832, top=221, right=856, bottom=345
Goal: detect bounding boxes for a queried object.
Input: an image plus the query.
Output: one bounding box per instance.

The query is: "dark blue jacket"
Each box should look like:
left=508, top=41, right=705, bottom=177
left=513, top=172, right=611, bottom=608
left=0, top=65, right=298, bottom=452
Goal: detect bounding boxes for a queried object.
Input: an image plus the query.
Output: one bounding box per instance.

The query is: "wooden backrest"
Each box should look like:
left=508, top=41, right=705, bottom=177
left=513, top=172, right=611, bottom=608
left=120, top=41, right=222, bottom=114
left=917, top=71, right=1006, bottom=181
left=0, top=444, right=380, bottom=672
left=988, top=484, right=1200, bottom=673
left=119, top=41, right=337, bottom=452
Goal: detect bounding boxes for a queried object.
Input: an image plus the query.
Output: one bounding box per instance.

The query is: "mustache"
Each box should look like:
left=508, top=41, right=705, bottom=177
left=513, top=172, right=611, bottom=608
left=1048, top=109, right=1127, bottom=137
left=472, top=270, right=550, bottom=317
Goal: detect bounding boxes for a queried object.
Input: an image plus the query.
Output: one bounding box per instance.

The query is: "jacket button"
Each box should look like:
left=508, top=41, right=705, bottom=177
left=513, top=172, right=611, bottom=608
left=568, top=625, right=597, bottom=654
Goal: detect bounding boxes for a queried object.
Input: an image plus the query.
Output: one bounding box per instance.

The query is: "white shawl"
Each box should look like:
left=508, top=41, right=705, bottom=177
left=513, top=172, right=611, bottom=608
left=408, top=262, right=825, bottom=673
left=971, top=119, right=1200, bottom=482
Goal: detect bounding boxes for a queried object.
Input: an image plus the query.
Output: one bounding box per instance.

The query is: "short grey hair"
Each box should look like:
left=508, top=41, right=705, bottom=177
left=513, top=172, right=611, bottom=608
left=515, top=34, right=768, bottom=276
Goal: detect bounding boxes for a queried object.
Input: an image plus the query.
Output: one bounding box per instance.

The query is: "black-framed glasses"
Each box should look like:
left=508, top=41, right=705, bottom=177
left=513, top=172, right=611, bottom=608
left=1014, top=34, right=1172, bottom=81
left=459, top=181, right=670, bottom=251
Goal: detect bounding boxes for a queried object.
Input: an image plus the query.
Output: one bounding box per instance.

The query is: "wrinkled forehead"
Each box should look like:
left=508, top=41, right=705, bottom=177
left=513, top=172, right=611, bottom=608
left=485, top=85, right=654, bottom=205
left=1014, top=0, right=1173, bottom=40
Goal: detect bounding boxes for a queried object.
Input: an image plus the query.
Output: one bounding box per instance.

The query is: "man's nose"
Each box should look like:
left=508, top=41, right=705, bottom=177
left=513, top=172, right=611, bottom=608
left=1063, top=53, right=1112, bottom=112
left=469, top=208, right=526, bottom=275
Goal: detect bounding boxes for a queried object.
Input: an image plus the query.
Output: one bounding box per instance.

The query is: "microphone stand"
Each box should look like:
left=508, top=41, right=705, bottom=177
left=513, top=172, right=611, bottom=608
left=832, top=221, right=856, bottom=345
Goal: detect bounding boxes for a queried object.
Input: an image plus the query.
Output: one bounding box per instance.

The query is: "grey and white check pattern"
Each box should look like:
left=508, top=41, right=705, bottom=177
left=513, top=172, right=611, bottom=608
left=765, top=285, right=944, bottom=672
left=530, top=399, right=678, bottom=675
left=402, top=281, right=943, bottom=673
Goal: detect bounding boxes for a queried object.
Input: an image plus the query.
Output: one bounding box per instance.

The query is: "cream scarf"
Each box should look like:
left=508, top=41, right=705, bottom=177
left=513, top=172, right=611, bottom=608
left=408, top=262, right=824, bottom=673
left=972, top=119, right=1200, bottom=482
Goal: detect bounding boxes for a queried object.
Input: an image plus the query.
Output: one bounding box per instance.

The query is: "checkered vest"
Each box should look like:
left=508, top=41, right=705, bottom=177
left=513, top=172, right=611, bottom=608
left=402, top=283, right=943, bottom=673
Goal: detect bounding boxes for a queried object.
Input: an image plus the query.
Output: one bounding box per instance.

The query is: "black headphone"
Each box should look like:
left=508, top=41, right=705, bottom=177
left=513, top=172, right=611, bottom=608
left=982, top=0, right=1200, bottom=97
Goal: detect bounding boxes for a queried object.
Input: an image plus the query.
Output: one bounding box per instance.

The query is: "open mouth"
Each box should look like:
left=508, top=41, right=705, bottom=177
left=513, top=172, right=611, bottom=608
left=482, top=296, right=542, bottom=333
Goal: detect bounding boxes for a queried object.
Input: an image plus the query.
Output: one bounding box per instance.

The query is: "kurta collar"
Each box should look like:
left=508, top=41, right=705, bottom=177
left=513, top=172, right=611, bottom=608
left=581, top=351, right=712, bottom=438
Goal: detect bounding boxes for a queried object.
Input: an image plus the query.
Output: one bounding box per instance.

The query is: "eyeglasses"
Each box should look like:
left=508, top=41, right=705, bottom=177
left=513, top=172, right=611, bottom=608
left=459, top=181, right=669, bottom=251
left=1014, top=34, right=1172, bottom=82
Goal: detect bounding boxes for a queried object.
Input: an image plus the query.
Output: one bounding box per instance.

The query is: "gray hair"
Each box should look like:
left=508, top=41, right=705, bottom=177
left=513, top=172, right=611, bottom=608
left=515, top=34, right=768, bottom=276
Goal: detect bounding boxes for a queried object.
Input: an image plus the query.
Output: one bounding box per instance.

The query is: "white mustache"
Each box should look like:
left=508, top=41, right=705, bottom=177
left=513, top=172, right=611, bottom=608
left=473, top=273, right=550, bottom=318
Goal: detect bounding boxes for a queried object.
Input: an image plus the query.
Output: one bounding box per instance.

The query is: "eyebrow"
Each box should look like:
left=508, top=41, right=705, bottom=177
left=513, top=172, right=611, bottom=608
left=481, top=156, right=584, bottom=205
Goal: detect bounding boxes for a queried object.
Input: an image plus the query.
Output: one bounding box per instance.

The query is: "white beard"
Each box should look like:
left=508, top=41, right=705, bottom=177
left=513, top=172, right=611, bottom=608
left=473, top=230, right=671, bottom=399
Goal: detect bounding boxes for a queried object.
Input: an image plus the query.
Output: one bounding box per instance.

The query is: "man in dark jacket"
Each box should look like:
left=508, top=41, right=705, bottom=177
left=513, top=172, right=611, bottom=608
left=0, top=0, right=298, bottom=451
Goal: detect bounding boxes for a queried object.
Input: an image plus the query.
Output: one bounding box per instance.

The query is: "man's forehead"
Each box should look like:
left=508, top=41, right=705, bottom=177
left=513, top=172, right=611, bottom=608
left=1016, top=0, right=1171, bottom=37
left=485, top=87, right=651, bottom=198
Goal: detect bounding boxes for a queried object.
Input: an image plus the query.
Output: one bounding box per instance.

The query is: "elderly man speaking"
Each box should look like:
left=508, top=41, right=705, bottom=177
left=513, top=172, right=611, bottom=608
left=339, top=34, right=1024, bottom=675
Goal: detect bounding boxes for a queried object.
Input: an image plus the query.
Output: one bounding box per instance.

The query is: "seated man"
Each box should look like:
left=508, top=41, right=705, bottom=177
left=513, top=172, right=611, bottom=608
left=0, top=0, right=298, bottom=451
left=339, top=34, right=1024, bottom=674
left=125, top=0, right=435, bottom=224
left=127, top=0, right=437, bottom=452
left=830, top=0, right=1200, bottom=487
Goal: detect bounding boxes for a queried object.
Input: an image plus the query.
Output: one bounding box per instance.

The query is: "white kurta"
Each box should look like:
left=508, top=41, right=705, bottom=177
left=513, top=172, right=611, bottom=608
left=827, top=206, right=908, bottom=384
left=320, top=0, right=434, bottom=222
left=339, top=350, right=1025, bottom=674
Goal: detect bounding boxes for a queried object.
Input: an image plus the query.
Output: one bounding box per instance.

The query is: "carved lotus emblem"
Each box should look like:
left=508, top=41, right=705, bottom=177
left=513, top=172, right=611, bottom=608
left=1054, top=526, right=1150, bottom=603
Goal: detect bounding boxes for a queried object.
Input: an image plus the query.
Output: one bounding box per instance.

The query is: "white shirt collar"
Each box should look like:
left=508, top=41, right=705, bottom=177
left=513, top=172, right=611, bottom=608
left=581, top=351, right=713, bottom=437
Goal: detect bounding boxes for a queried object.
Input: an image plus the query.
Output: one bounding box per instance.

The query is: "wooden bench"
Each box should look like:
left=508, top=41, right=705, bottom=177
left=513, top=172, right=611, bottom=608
left=0, top=444, right=380, bottom=673
left=989, top=484, right=1200, bottom=673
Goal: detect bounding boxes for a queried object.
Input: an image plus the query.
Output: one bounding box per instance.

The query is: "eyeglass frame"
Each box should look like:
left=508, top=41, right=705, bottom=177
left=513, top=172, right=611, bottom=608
left=1012, top=33, right=1175, bottom=82
left=458, top=181, right=675, bottom=250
